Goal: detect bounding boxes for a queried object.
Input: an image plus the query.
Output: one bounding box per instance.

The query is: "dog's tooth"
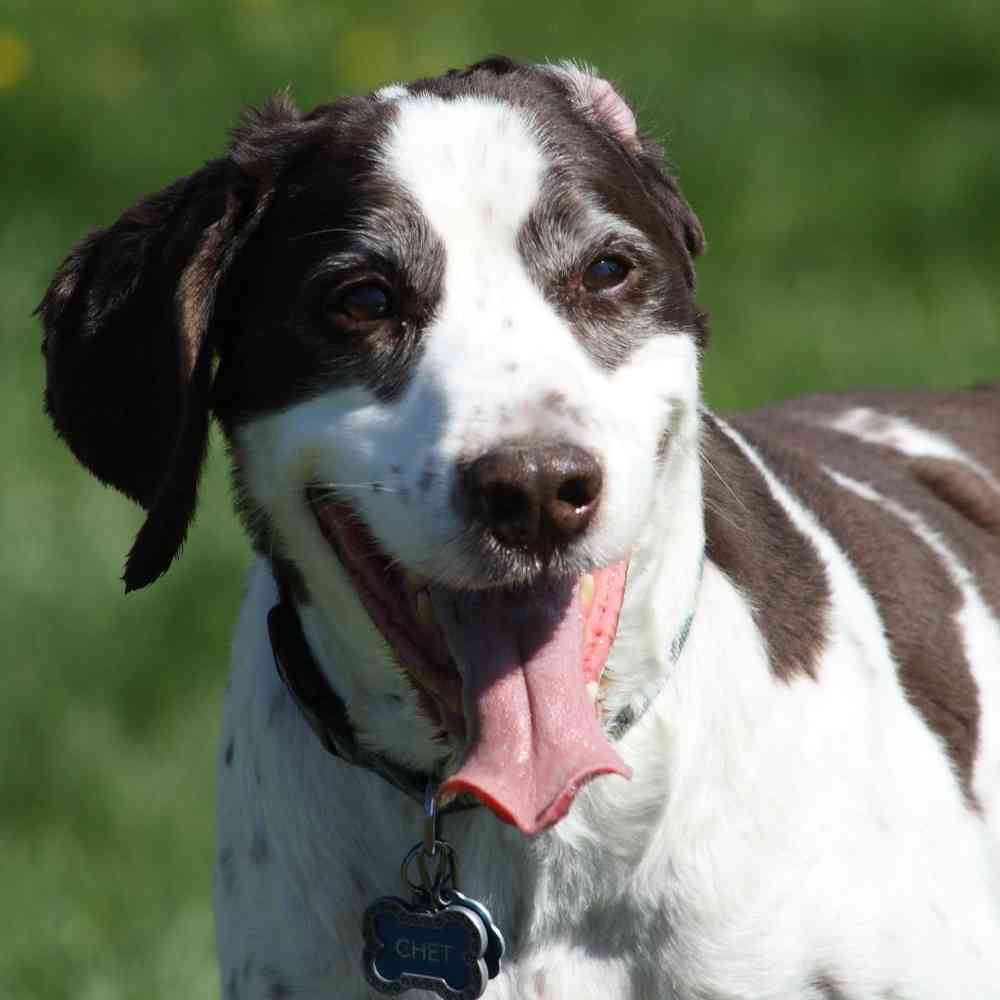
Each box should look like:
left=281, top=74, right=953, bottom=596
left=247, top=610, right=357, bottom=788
left=586, top=681, right=599, bottom=704
left=580, top=573, right=595, bottom=609
left=415, top=591, right=436, bottom=629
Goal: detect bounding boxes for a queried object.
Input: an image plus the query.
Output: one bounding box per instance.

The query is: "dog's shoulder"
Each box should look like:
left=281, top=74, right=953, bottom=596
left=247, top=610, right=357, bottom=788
left=729, top=385, right=1000, bottom=538
left=713, top=386, right=1000, bottom=816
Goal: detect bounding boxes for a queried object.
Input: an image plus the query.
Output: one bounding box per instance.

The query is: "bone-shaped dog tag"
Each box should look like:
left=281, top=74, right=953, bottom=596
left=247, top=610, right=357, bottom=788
left=363, top=895, right=489, bottom=999
left=440, top=890, right=505, bottom=981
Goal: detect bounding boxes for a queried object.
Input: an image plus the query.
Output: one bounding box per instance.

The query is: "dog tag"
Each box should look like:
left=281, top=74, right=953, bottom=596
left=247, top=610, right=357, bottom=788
left=363, top=895, right=489, bottom=999
left=440, top=889, right=505, bottom=980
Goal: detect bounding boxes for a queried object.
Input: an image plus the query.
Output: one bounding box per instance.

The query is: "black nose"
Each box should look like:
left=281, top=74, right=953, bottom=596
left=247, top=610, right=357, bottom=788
left=459, top=442, right=603, bottom=554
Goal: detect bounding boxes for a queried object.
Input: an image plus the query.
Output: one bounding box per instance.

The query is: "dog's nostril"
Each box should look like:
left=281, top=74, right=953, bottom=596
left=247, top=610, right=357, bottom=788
left=483, top=482, right=534, bottom=527
left=557, top=474, right=600, bottom=511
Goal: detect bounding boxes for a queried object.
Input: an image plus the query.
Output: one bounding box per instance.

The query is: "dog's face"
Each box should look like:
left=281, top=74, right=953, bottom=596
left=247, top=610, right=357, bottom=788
left=41, top=57, right=706, bottom=834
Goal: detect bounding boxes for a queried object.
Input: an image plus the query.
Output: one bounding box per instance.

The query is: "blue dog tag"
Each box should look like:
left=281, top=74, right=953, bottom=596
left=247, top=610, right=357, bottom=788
left=363, top=895, right=489, bottom=999
left=441, top=889, right=505, bottom=980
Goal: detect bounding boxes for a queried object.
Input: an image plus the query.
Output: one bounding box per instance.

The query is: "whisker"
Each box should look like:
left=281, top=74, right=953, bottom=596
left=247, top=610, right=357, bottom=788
left=702, top=496, right=746, bottom=535
left=309, top=482, right=403, bottom=498
left=699, top=448, right=748, bottom=514
left=289, top=226, right=355, bottom=242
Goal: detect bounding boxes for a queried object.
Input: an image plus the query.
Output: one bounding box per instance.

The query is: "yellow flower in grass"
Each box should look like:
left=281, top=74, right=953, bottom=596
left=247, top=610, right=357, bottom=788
left=337, top=26, right=404, bottom=92
left=0, top=30, right=30, bottom=91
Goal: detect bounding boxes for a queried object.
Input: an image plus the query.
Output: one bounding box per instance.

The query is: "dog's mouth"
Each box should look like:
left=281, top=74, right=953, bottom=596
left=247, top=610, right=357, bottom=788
left=308, top=488, right=632, bottom=834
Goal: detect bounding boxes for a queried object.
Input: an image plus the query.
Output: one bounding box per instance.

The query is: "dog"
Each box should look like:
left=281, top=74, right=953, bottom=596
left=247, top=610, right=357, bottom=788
left=41, top=56, right=1000, bottom=999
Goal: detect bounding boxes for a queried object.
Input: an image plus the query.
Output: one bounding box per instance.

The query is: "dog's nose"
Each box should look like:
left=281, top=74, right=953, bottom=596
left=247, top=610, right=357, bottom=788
left=460, top=442, right=603, bottom=553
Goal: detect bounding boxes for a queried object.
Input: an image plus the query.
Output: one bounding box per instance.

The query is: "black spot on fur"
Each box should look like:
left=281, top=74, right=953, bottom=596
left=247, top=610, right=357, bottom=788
left=259, top=965, right=294, bottom=1000
left=218, top=846, right=237, bottom=896
left=418, top=464, right=437, bottom=493
left=348, top=866, right=369, bottom=895
left=811, top=973, right=849, bottom=1000
left=267, top=688, right=286, bottom=726
left=250, top=825, right=270, bottom=865
left=656, top=426, right=671, bottom=461
left=543, top=390, right=567, bottom=412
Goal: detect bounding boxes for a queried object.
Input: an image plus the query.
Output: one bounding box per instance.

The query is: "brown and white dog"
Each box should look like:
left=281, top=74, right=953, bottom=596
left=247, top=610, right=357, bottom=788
left=41, top=57, right=1000, bottom=999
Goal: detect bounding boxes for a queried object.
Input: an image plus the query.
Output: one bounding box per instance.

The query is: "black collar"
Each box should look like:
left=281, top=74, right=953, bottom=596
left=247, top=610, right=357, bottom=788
left=267, top=570, right=699, bottom=809
left=267, top=599, right=449, bottom=808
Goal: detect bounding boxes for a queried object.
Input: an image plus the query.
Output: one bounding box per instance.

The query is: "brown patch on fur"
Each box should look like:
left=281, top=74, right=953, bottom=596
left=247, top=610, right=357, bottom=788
left=701, top=415, right=830, bottom=680
left=734, top=394, right=992, bottom=809
left=780, top=386, right=1000, bottom=492
left=911, top=457, right=1000, bottom=537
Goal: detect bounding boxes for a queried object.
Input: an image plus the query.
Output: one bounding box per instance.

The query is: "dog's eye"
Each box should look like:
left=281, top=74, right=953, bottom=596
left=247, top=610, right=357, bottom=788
left=329, top=282, right=395, bottom=324
left=582, top=256, right=632, bottom=292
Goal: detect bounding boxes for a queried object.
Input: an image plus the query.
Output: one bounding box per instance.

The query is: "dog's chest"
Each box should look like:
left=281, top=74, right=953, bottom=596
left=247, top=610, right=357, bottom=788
left=217, top=773, right=686, bottom=1000
left=214, top=652, right=828, bottom=1000
left=213, top=584, right=697, bottom=999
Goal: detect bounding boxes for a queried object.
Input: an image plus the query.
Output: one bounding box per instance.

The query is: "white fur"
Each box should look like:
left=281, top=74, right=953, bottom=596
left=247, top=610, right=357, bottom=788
left=826, top=467, right=1000, bottom=838
left=215, top=95, right=1000, bottom=998
left=832, top=406, right=1000, bottom=496
left=374, top=84, right=409, bottom=102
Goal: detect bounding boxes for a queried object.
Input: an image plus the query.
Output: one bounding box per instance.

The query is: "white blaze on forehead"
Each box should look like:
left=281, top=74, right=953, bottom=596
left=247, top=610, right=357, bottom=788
left=378, top=92, right=576, bottom=440
left=382, top=95, right=546, bottom=258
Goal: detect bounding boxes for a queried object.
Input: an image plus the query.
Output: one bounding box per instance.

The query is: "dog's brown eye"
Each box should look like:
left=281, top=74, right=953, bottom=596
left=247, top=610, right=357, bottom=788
left=582, top=256, right=631, bottom=292
left=331, top=282, right=394, bottom=324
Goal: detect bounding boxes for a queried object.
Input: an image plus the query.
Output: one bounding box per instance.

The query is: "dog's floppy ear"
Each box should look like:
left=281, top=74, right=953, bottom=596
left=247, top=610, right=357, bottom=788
left=40, top=161, right=247, bottom=591
left=549, top=62, right=706, bottom=285
left=39, top=92, right=310, bottom=591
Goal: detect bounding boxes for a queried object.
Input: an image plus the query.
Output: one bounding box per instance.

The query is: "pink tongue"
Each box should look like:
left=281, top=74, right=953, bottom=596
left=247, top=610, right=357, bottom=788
left=431, top=579, right=631, bottom=835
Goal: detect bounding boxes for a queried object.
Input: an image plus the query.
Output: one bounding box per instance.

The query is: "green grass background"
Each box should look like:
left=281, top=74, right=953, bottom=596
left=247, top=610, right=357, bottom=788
left=1, top=1, right=997, bottom=997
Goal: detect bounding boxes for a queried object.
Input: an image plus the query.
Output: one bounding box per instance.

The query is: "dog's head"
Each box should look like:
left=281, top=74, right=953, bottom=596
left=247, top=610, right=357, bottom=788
left=41, top=57, right=706, bottom=833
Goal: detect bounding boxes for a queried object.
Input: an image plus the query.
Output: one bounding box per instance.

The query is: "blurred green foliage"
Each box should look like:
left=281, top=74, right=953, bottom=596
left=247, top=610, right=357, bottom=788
left=1, top=1, right=996, bottom=997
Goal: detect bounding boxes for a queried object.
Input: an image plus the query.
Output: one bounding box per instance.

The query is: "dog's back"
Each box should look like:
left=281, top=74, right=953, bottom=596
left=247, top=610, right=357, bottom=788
left=726, top=386, right=1000, bottom=818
